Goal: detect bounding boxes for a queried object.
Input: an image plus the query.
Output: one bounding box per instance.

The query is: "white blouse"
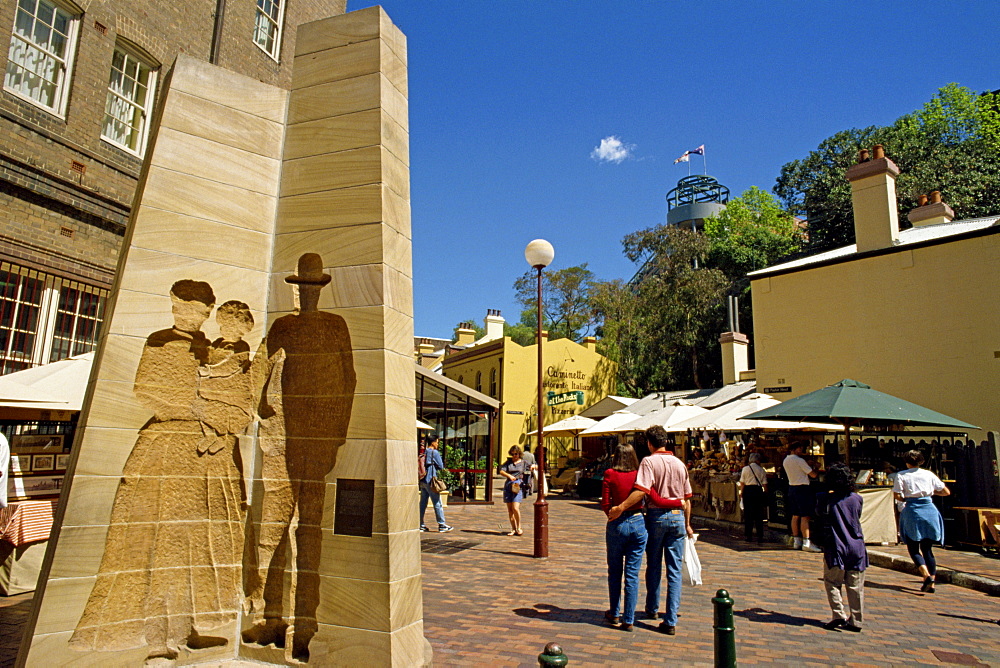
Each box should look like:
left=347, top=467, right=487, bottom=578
left=892, top=467, right=945, bottom=499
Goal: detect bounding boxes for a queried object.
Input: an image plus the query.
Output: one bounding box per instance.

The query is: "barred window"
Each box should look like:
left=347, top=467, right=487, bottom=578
left=253, top=0, right=284, bottom=60
left=0, top=263, right=108, bottom=375
left=102, top=44, right=157, bottom=155
left=0, top=268, right=45, bottom=374
left=49, top=283, right=105, bottom=362
left=3, top=0, right=79, bottom=115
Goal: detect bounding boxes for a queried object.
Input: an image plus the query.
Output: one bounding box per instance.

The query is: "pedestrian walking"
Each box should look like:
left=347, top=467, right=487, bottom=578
left=419, top=436, right=454, bottom=533
left=739, top=453, right=768, bottom=543
left=783, top=442, right=821, bottom=551
left=608, top=425, right=693, bottom=635
left=893, top=449, right=950, bottom=592
left=602, top=443, right=647, bottom=632
left=817, top=462, right=868, bottom=632
left=499, top=446, right=529, bottom=535
left=521, top=445, right=536, bottom=497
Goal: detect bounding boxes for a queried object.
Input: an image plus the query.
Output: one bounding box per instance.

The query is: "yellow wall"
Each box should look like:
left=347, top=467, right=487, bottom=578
left=441, top=336, right=617, bottom=461
left=751, top=230, right=1000, bottom=438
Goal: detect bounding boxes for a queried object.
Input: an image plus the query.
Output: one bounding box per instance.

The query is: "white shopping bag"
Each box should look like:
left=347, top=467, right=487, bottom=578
left=683, top=533, right=703, bottom=586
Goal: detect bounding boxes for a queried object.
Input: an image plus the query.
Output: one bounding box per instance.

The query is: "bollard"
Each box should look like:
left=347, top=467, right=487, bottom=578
left=538, top=641, right=568, bottom=667
left=712, top=588, right=736, bottom=668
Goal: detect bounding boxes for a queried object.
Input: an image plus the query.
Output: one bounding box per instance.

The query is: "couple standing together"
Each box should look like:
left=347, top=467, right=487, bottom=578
left=603, top=426, right=694, bottom=633
left=71, top=254, right=356, bottom=664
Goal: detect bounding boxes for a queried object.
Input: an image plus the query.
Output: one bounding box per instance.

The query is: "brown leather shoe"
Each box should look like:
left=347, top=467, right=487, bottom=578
left=658, top=622, right=676, bottom=635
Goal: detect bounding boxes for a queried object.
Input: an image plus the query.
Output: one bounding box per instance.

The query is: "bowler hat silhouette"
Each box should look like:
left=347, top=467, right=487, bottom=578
left=286, top=253, right=331, bottom=286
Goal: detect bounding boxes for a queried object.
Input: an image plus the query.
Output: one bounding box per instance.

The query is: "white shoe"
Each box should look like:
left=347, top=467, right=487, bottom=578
left=802, top=540, right=822, bottom=553
left=792, top=537, right=803, bottom=550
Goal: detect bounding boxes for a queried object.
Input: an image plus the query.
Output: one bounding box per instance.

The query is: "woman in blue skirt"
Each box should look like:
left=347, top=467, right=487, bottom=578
left=892, top=449, right=950, bottom=592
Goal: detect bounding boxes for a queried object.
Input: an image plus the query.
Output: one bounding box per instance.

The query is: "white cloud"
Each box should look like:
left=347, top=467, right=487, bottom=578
left=590, top=136, right=634, bottom=164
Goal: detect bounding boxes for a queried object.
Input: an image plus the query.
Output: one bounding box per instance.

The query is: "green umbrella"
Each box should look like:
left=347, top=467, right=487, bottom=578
left=742, top=379, right=978, bottom=464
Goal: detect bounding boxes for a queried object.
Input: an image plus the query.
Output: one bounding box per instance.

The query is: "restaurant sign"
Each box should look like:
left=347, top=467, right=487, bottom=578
left=546, top=390, right=584, bottom=406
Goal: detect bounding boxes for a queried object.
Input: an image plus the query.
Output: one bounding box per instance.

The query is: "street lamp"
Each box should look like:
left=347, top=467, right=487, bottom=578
left=525, top=238, right=554, bottom=558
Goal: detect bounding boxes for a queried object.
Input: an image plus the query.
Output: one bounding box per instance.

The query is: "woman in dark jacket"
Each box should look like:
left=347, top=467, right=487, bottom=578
left=816, top=462, right=868, bottom=632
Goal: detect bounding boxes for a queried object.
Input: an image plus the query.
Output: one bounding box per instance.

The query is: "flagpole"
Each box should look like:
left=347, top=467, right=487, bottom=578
left=703, top=146, right=707, bottom=175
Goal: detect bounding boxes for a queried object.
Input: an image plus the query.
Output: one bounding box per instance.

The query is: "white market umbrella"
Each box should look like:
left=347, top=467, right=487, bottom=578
left=526, top=414, right=597, bottom=437
left=416, top=419, right=435, bottom=431
left=580, top=410, right=641, bottom=436
left=0, top=352, right=94, bottom=412
left=666, top=393, right=833, bottom=432
left=612, top=400, right=709, bottom=433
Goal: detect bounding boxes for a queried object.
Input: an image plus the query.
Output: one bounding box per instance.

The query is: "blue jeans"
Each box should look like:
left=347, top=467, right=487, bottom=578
left=419, top=481, right=447, bottom=528
left=606, top=512, right=647, bottom=625
left=644, top=508, right=687, bottom=626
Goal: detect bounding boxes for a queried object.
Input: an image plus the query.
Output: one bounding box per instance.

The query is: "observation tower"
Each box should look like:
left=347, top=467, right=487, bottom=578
left=666, top=174, right=730, bottom=231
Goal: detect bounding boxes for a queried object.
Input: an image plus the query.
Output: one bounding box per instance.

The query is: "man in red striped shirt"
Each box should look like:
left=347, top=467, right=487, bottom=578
left=608, top=425, right=693, bottom=635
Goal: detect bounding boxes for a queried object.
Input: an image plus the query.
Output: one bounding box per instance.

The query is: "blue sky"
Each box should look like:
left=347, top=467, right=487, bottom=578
left=347, top=1, right=999, bottom=338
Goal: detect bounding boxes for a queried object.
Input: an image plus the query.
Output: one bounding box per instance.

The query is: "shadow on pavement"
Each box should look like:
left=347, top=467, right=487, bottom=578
left=864, top=580, right=923, bottom=596
left=513, top=603, right=605, bottom=627
left=735, top=607, right=822, bottom=628
left=694, top=530, right=790, bottom=553
left=937, top=612, right=1000, bottom=625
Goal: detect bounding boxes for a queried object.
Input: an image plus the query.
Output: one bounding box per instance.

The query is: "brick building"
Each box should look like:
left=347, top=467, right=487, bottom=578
left=0, top=0, right=345, bottom=374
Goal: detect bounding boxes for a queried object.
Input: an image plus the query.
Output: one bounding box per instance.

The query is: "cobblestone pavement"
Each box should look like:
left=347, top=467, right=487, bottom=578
left=2, top=493, right=999, bottom=668
left=425, top=494, right=1000, bottom=667
left=873, top=543, right=1000, bottom=582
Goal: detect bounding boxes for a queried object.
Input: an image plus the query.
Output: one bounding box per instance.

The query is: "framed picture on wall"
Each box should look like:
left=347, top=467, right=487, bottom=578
left=31, top=454, right=55, bottom=471
left=55, top=454, right=70, bottom=470
left=11, top=434, right=64, bottom=453
left=8, top=475, right=63, bottom=499
left=9, top=454, right=28, bottom=474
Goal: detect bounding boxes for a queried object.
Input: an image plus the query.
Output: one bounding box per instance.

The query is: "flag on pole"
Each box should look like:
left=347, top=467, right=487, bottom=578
left=688, top=144, right=705, bottom=155
left=674, top=151, right=690, bottom=164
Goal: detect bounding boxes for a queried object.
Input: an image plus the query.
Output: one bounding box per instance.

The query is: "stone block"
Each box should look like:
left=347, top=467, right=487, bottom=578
left=168, top=54, right=289, bottom=123
left=159, top=89, right=285, bottom=159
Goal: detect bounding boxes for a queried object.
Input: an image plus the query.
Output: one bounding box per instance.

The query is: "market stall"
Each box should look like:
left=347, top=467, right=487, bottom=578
left=0, top=498, right=56, bottom=594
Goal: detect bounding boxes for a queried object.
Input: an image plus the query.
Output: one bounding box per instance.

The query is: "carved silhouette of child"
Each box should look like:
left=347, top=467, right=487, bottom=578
left=197, top=300, right=254, bottom=454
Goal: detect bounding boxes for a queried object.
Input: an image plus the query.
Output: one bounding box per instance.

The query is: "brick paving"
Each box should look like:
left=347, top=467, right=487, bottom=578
left=872, top=543, right=1000, bottom=583
left=426, top=492, right=1000, bottom=667
left=2, top=491, right=999, bottom=667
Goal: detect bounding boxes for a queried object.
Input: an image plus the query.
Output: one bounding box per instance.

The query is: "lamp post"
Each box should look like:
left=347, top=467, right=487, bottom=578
left=525, top=238, right=554, bottom=558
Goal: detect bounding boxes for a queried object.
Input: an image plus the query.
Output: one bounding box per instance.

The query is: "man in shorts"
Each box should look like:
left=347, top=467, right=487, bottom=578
left=783, top=442, right=820, bottom=552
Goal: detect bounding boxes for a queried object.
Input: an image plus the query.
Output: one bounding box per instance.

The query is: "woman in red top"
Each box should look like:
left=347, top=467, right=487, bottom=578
left=602, top=443, right=647, bottom=631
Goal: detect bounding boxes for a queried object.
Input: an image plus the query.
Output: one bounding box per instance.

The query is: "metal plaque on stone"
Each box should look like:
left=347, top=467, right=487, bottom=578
left=334, top=478, right=375, bottom=537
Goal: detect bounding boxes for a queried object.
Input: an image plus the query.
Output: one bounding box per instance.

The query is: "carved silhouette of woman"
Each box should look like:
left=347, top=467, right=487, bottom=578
left=71, top=282, right=254, bottom=661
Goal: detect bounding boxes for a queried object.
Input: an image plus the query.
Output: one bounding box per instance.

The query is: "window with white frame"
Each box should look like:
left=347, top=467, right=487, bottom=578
left=0, top=262, right=107, bottom=375
left=102, top=43, right=157, bottom=155
left=4, top=0, right=79, bottom=114
left=253, top=0, right=284, bottom=60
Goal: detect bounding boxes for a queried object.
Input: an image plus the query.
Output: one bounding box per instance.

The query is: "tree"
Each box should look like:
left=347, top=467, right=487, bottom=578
left=592, top=227, right=729, bottom=393
left=775, top=84, right=1000, bottom=253
left=704, top=187, right=804, bottom=344
left=512, top=264, right=597, bottom=342
left=704, top=186, right=803, bottom=284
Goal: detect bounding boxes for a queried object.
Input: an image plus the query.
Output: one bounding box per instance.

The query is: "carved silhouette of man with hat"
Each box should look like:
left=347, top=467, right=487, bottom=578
left=243, top=253, right=356, bottom=661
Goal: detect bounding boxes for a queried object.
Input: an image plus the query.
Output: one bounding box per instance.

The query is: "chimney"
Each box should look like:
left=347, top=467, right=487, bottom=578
left=582, top=336, right=597, bottom=351
left=483, top=308, right=505, bottom=342
left=417, top=341, right=436, bottom=367
left=719, top=331, right=749, bottom=386
left=846, top=144, right=901, bottom=252
left=907, top=190, right=955, bottom=228
left=454, top=322, right=476, bottom=346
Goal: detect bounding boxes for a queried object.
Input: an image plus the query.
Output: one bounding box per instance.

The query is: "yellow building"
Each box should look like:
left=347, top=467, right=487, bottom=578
left=750, top=146, right=999, bottom=438
left=439, top=316, right=617, bottom=464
